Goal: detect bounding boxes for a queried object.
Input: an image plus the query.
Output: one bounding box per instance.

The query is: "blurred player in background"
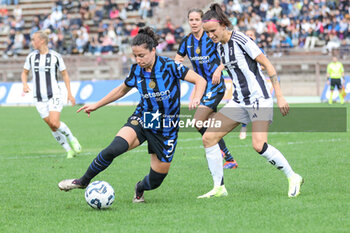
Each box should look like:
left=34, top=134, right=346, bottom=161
left=21, top=30, right=81, bottom=159
left=327, top=56, right=345, bottom=104
left=197, top=3, right=303, bottom=198
left=175, top=8, right=238, bottom=170
left=58, top=27, right=207, bottom=203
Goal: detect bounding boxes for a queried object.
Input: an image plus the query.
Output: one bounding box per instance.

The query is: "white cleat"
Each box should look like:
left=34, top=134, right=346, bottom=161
left=239, top=127, right=247, bottom=140
left=58, top=179, right=87, bottom=192
left=132, top=182, right=145, bottom=203
left=288, top=174, right=304, bottom=198
left=197, top=185, right=228, bottom=199
left=69, top=137, right=82, bottom=154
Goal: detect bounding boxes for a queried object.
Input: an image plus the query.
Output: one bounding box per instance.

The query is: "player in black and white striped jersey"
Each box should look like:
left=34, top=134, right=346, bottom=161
left=197, top=3, right=303, bottom=199
left=21, top=30, right=81, bottom=159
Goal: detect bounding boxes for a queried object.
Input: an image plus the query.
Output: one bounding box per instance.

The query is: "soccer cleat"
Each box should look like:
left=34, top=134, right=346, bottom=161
left=223, top=160, right=238, bottom=169
left=197, top=185, right=228, bottom=199
left=69, top=137, right=82, bottom=154
left=58, top=179, right=87, bottom=192
left=66, top=150, right=76, bottom=159
left=133, top=181, right=145, bottom=203
left=288, top=174, right=304, bottom=198
left=239, top=128, right=247, bottom=140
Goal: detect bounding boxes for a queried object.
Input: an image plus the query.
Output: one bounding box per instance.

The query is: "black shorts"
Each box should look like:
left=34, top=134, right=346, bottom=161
left=330, top=79, right=342, bottom=91
left=200, top=91, right=225, bottom=112
left=124, top=116, right=178, bottom=163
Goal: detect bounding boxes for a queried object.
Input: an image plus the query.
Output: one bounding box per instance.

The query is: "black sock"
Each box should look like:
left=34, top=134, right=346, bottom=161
left=137, top=168, right=168, bottom=193
left=79, top=136, right=129, bottom=185
left=218, top=138, right=234, bottom=162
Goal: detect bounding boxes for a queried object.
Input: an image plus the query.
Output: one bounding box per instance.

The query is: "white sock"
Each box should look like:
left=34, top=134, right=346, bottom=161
left=205, top=144, right=224, bottom=187
left=260, top=144, right=295, bottom=178
left=51, top=131, right=71, bottom=152
left=57, top=121, right=74, bottom=141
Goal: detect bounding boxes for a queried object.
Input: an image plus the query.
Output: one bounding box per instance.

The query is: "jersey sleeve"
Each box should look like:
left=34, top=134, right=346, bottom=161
left=23, top=54, right=31, bottom=70
left=124, top=64, right=137, bottom=87
left=234, top=31, right=262, bottom=60
left=176, top=36, right=187, bottom=57
left=168, top=59, right=189, bottom=80
left=57, top=53, right=67, bottom=71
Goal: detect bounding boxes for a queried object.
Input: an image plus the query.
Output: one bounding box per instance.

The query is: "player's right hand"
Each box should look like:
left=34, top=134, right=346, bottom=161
left=77, top=104, right=98, bottom=117
left=23, top=84, right=30, bottom=93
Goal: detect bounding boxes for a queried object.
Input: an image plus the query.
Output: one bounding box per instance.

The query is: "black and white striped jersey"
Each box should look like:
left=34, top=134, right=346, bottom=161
left=217, top=31, right=271, bottom=105
left=24, top=50, right=66, bottom=102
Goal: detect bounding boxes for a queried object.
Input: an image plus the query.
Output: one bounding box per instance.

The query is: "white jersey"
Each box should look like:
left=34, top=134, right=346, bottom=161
left=217, top=31, right=271, bottom=106
left=24, top=50, right=66, bottom=102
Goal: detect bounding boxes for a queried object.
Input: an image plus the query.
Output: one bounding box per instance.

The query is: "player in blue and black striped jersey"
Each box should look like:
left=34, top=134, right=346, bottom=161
left=175, top=9, right=238, bottom=170
left=58, top=27, right=207, bottom=203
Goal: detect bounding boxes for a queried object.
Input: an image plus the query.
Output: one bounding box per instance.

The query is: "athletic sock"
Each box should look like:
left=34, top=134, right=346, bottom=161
left=218, top=139, right=234, bottom=162
left=79, top=136, right=129, bottom=185
left=57, top=121, right=74, bottom=141
left=198, top=127, right=234, bottom=162
left=51, top=130, right=71, bottom=152
left=259, top=143, right=295, bottom=178
left=137, top=168, right=168, bottom=193
left=205, top=144, right=224, bottom=187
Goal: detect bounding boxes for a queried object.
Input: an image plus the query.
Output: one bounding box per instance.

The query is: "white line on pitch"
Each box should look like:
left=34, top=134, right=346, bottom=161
left=0, top=138, right=346, bottom=160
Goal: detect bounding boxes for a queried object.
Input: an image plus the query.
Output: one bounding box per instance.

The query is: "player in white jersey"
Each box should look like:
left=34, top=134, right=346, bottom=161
left=196, top=4, right=303, bottom=199
left=21, top=30, right=82, bottom=159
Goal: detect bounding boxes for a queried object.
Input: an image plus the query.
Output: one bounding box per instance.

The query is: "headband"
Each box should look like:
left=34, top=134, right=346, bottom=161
left=202, top=19, right=220, bottom=23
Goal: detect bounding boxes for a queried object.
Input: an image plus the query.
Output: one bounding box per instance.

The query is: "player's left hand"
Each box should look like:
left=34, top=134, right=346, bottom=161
left=189, top=97, right=201, bottom=110
left=68, top=94, right=76, bottom=106
left=277, top=96, right=289, bottom=116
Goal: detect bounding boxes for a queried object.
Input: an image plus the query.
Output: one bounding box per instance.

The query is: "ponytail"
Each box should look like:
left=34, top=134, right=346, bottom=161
left=131, top=27, right=159, bottom=51
left=202, top=3, right=231, bottom=28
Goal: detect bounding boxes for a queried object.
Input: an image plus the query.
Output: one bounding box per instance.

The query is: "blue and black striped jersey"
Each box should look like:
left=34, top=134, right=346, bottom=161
left=124, top=55, right=189, bottom=133
left=177, top=31, right=225, bottom=95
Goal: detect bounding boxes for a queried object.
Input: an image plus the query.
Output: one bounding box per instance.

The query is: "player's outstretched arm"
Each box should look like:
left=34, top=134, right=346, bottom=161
left=77, top=83, right=132, bottom=117
left=184, top=70, right=206, bottom=110
left=255, top=53, right=289, bottom=116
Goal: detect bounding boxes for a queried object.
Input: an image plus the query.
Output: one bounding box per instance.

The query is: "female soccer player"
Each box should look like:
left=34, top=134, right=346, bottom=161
left=197, top=4, right=303, bottom=198
left=21, top=30, right=81, bottom=159
left=175, top=8, right=238, bottom=169
left=58, top=27, right=207, bottom=203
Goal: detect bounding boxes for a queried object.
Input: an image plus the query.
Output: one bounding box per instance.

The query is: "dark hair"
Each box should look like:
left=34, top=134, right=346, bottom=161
left=188, top=8, right=203, bottom=18
left=131, top=27, right=159, bottom=51
left=202, top=3, right=231, bottom=27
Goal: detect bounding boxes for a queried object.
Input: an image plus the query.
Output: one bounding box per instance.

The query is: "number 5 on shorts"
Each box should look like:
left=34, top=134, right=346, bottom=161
left=167, top=140, right=174, bottom=153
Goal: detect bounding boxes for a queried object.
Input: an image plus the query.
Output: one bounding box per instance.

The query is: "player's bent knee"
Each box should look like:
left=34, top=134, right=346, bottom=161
left=202, top=132, right=219, bottom=147
left=149, top=168, right=167, bottom=190
left=255, top=142, right=268, bottom=154
left=101, top=136, right=129, bottom=161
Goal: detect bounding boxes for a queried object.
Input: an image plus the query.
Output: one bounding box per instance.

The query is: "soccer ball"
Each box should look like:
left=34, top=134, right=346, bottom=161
left=84, top=181, right=115, bottom=209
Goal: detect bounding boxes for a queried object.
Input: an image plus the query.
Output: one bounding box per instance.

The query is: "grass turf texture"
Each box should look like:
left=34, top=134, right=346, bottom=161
left=0, top=104, right=349, bottom=233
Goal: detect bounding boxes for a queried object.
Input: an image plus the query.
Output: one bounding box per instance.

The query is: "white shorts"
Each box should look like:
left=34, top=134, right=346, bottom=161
left=35, top=96, right=63, bottom=118
left=219, top=98, right=273, bottom=124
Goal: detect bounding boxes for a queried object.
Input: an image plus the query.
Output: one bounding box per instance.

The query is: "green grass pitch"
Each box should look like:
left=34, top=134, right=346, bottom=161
left=0, top=104, right=349, bottom=233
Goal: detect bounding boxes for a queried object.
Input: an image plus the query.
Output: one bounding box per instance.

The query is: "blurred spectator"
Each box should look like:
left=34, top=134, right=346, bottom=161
left=100, top=34, right=114, bottom=54
left=165, top=32, right=175, bottom=51
left=109, top=6, right=119, bottom=20
left=139, top=0, right=150, bottom=19
left=325, top=32, right=341, bottom=54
